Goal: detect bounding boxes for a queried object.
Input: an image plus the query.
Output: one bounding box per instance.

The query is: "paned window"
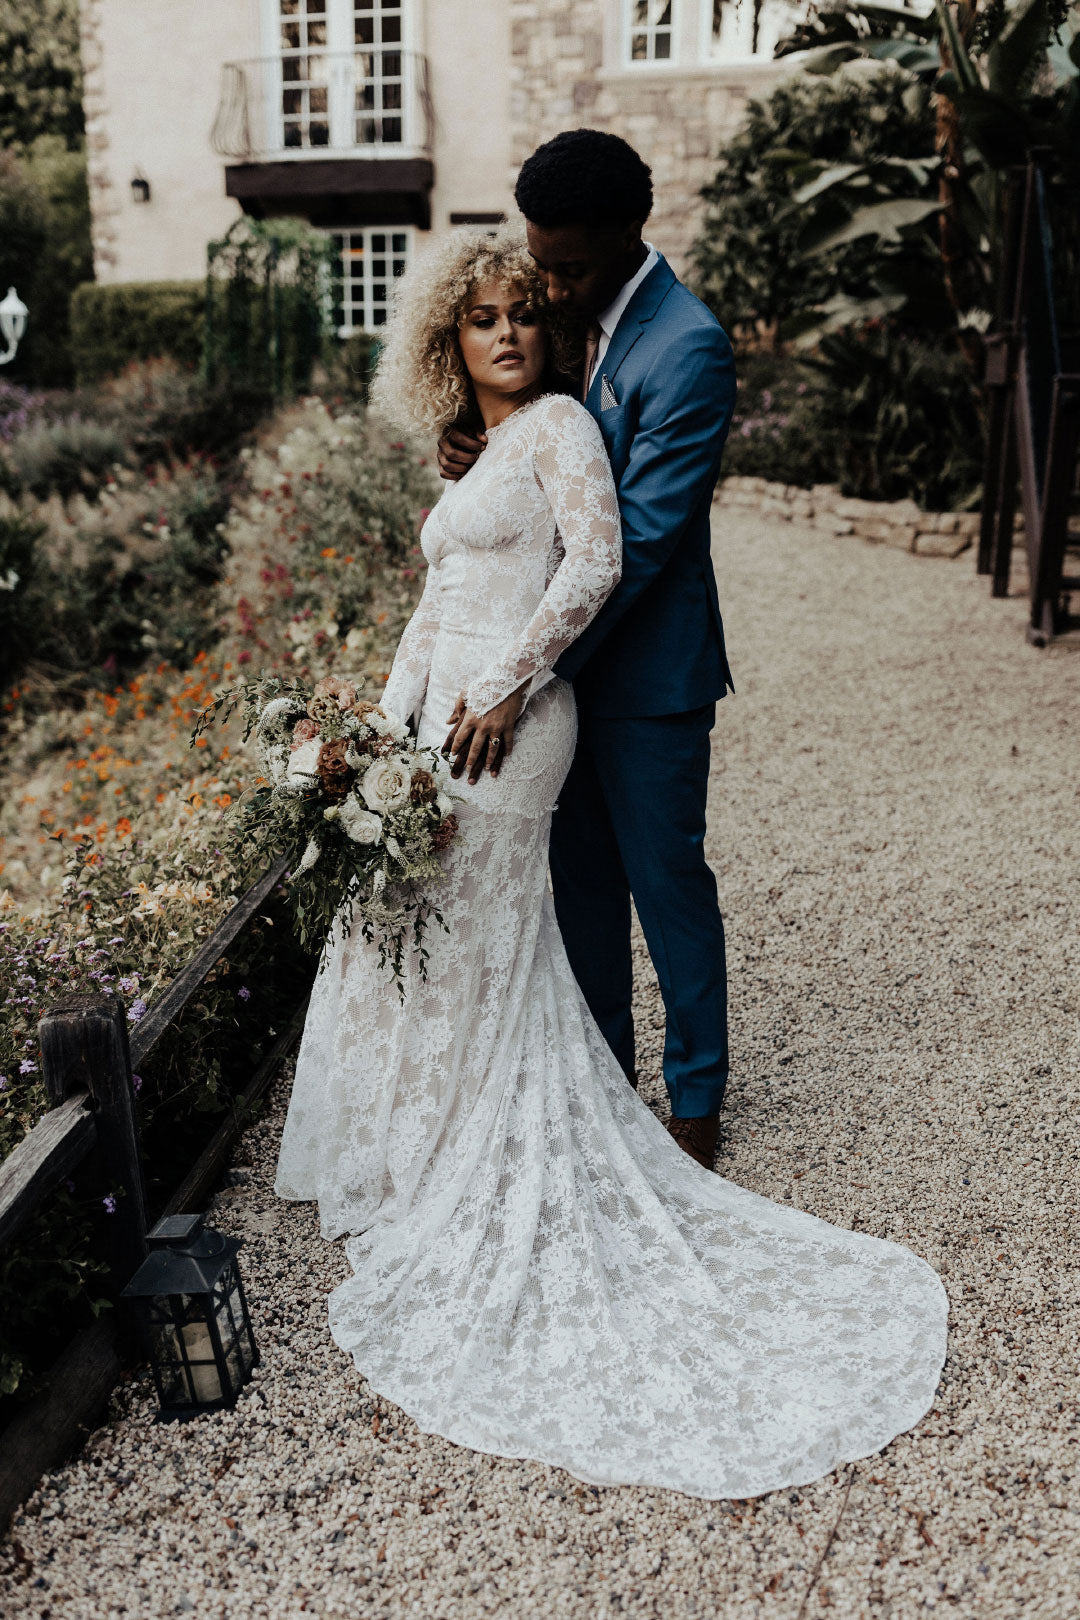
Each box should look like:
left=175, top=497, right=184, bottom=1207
left=331, top=227, right=412, bottom=333
left=629, top=0, right=673, bottom=61
left=279, top=0, right=330, bottom=148
left=707, top=0, right=788, bottom=61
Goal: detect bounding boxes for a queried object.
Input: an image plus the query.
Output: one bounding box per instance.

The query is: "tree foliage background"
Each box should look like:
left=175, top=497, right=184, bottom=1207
left=0, top=0, right=91, bottom=385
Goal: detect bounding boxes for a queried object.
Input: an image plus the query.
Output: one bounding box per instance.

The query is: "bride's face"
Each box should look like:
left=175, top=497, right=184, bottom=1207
left=457, top=281, right=547, bottom=398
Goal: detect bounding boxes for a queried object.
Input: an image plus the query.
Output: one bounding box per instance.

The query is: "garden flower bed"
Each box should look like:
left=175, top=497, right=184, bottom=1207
left=0, top=387, right=437, bottom=1408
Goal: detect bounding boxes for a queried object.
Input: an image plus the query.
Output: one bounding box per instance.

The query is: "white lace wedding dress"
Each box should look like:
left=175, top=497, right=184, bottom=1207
left=275, top=393, right=948, bottom=1498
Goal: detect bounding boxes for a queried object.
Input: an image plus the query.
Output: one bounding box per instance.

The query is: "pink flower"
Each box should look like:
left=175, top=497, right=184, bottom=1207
left=291, top=717, right=320, bottom=749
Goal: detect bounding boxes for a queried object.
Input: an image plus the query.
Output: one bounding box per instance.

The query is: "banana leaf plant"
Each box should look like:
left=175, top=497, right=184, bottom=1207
left=771, top=0, right=1079, bottom=352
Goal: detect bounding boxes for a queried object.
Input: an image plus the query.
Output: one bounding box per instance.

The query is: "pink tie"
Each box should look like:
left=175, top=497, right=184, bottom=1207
left=582, top=322, right=602, bottom=403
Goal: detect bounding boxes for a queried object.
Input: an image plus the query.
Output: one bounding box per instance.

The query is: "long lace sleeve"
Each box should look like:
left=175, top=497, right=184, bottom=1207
left=381, top=560, right=442, bottom=729
left=464, top=398, right=622, bottom=717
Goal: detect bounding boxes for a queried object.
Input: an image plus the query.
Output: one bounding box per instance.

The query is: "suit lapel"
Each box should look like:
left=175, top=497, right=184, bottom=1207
left=586, top=255, right=678, bottom=408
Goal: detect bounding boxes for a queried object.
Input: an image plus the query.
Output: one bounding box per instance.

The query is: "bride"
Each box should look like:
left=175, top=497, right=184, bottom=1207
left=274, top=228, right=947, bottom=1499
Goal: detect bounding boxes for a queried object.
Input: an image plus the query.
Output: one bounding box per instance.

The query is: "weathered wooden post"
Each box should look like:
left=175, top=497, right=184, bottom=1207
left=38, top=994, right=149, bottom=1348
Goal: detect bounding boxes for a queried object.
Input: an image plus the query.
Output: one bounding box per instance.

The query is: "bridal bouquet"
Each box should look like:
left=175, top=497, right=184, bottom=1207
left=192, top=674, right=459, bottom=986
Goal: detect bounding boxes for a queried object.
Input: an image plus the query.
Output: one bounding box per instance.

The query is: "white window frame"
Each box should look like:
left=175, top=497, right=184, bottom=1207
left=623, top=0, right=677, bottom=64
left=259, top=0, right=423, bottom=156
left=700, top=0, right=791, bottom=65
left=330, top=224, right=416, bottom=335
left=611, top=0, right=792, bottom=69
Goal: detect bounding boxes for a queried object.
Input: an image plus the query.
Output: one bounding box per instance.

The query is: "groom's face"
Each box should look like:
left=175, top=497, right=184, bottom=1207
left=524, top=221, right=646, bottom=320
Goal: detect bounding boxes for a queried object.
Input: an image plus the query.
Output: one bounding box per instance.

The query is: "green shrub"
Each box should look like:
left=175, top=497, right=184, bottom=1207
left=0, top=512, right=46, bottom=685
left=324, top=330, right=381, bottom=404
left=723, top=332, right=983, bottom=510
left=204, top=215, right=333, bottom=400
left=95, top=358, right=272, bottom=467
left=70, top=280, right=206, bottom=385
left=691, top=67, right=939, bottom=343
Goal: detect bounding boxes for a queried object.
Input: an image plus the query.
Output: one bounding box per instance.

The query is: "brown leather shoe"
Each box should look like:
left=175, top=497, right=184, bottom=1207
left=667, top=1113, right=720, bottom=1170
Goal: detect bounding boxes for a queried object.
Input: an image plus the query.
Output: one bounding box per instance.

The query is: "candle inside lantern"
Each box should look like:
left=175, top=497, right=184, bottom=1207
left=181, top=1321, right=224, bottom=1402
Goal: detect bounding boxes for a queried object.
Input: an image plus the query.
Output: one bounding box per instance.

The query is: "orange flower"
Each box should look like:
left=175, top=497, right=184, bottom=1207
left=194, top=736, right=209, bottom=750
left=215, top=794, right=232, bottom=809
left=321, top=547, right=338, bottom=558
left=115, top=817, right=132, bottom=837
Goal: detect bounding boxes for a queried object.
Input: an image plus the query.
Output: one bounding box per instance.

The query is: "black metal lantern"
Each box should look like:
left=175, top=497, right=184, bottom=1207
left=120, top=1212, right=258, bottom=1419
left=131, top=169, right=151, bottom=204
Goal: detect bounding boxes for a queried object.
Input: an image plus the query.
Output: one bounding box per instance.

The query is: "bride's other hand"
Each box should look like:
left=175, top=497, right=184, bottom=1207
left=443, top=687, right=526, bottom=784
left=437, top=426, right=487, bottom=481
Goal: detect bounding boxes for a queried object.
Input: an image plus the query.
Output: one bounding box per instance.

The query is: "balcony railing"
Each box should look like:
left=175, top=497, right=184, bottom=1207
left=211, top=50, right=433, bottom=162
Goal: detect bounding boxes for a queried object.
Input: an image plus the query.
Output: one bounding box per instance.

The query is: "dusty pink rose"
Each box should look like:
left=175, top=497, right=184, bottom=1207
left=291, top=717, right=320, bottom=750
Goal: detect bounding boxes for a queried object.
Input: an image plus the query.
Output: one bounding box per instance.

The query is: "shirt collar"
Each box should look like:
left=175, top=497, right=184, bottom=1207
left=597, top=241, right=660, bottom=340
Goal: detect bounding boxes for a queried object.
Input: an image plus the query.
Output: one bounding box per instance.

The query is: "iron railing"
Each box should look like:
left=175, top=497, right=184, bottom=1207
left=211, top=49, right=433, bottom=162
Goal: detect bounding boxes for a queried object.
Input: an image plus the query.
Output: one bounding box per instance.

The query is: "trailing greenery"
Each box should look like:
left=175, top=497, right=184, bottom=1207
left=69, top=281, right=207, bottom=385
left=204, top=215, right=336, bottom=400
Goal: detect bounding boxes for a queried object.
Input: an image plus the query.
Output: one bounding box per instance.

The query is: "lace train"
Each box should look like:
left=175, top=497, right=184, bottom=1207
left=274, top=394, right=947, bottom=1497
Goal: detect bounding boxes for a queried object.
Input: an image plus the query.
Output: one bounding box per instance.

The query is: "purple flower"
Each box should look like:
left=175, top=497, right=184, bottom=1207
left=0, top=1077, right=7, bottom=1090
left=103, top=1195, right=117, bottom=1214
left=127, top=999, right=147, bottom=1024
left=132, top=1073, right=144, bottom=1095
left=237, top=985, right=252, bottom=1003
left=108, top=937, right=124, bottom=946
left=118, top=975, right=139, bottom=994
left=19, top=1058, right=37, bottom=1075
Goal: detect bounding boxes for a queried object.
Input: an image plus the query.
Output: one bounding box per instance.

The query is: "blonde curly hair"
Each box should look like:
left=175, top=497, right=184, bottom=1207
left=369, top=225, right=580, bottom=436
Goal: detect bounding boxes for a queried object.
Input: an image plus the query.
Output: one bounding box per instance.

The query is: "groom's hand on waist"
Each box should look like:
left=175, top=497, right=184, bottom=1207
left=437, top=426, right=487, bottom=482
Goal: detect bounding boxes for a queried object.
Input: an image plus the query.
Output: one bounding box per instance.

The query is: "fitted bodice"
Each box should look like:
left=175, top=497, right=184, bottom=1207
left=383, top=394, right=622, bottom=728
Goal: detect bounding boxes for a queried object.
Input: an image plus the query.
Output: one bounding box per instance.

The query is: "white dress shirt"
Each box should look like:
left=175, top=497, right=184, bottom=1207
left=585, top=240, right=660, bottom=395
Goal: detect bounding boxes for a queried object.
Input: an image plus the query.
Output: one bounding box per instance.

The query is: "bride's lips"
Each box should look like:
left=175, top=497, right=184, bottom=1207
left=494, top=351, right=525, bottom=366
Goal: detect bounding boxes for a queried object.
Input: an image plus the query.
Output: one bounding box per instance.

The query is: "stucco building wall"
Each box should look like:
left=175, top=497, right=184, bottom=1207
left=80, top=0, right=253, bottom=283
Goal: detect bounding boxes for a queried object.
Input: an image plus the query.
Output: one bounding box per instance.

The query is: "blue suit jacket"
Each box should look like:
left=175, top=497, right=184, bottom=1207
left=553, top=254, right=736, bottom=717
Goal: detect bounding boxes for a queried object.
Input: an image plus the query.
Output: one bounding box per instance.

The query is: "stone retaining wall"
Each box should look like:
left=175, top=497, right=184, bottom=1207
left=715, top=476, right=987, bottom=559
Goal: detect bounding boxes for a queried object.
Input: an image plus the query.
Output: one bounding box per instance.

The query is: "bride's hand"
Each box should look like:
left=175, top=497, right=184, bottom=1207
left=443, top=687, right=525, bottom=784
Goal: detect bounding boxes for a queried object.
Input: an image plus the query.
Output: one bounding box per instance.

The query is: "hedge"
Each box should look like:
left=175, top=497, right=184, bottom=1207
left=69, top=279, right=205, bottom=384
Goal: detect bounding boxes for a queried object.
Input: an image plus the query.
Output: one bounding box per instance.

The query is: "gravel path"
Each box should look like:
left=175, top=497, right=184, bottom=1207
left=3, top=503, right=1078, bottom=1619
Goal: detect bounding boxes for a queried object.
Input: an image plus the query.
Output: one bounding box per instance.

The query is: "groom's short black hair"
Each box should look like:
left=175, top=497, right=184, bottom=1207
left=515, top=129, right=653, bottom=229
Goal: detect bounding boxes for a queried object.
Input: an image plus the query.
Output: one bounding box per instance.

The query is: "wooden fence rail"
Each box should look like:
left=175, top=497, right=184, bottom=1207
left=0, top=853, right=300, bottom=1530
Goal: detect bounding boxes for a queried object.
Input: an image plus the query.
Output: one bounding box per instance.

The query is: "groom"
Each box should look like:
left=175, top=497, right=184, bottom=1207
left=441, top=129, right=736, bottom=1169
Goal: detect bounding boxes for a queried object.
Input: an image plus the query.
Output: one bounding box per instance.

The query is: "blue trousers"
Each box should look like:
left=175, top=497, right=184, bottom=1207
left=549, top=704, right=728, bottom=1119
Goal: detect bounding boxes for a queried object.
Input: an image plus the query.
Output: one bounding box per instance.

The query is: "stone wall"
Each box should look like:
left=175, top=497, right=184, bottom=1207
left=508, top=2, right=787, bottom=274
left=715, top=477, right=987, bottom=559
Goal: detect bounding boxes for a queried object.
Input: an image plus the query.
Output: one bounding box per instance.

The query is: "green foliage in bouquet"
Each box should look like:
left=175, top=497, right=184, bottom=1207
left=193, top=673, right=460, bottom=990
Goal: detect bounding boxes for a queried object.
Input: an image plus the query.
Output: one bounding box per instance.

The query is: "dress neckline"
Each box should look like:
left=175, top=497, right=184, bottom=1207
left=482, top=392, right=555, bottom=442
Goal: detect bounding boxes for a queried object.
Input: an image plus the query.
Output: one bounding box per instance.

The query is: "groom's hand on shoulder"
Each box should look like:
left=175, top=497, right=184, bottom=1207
left=437, top=426, right=487, bottom=481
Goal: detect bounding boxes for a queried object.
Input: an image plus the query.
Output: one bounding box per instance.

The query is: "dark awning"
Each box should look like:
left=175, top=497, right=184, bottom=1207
left=225, top=157, right=434, bottom=229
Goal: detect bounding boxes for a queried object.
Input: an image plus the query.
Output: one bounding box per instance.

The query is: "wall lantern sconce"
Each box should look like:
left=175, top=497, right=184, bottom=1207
left=120, top=1212, right=259, bottom=1419
left=131, top=168, right=152, bottom=204
left=0, top=286, right=29, bottom=366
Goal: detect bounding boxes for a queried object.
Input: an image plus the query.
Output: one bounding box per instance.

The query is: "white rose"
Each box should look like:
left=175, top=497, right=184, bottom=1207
left=361, top=756, right=411, bottom=815
left=369, top=707, right=409, bottom=744
left=338, top=799, right=382, bottom=845
left=285, top=738, right=321, bottom=786
left=436, top=792, right=453, bottom=817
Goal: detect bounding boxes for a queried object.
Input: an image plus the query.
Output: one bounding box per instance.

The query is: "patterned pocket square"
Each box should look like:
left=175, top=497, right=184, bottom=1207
left=600, top=374, right=619, bottom=412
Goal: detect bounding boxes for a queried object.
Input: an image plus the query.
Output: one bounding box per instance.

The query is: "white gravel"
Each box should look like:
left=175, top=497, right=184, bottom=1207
left=2, top=503, right=1078, bottom=1619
